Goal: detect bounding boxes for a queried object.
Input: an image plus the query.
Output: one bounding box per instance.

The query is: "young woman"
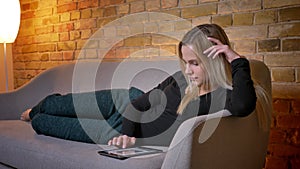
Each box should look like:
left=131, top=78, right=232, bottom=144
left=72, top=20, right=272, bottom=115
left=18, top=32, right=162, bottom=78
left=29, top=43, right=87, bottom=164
left=108, top=24, right=271, bottom=148
left=21, top=24, right=271, bottom=147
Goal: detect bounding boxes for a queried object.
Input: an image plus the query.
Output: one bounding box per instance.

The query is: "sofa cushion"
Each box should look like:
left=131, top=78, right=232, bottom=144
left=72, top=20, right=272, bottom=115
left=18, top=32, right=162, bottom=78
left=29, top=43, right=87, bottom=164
left=0, top=120, right=166, bottom=169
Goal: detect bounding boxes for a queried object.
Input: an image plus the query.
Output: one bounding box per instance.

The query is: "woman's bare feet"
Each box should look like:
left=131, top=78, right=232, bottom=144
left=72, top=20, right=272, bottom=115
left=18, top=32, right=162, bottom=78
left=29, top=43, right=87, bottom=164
left=20, top=109, right=32, bottom=121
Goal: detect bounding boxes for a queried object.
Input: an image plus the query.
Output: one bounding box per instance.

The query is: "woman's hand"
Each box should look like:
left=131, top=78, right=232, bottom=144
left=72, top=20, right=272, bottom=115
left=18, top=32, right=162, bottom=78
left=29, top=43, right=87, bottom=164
left=108, top=135, right=136, bottom=148
left=203, top=37, right=241, bottom=63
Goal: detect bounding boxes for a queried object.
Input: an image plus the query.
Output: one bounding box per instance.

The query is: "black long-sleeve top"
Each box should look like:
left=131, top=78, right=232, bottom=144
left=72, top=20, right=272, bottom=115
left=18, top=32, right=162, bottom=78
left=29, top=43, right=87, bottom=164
left=121, top=58, right=257, bottom=146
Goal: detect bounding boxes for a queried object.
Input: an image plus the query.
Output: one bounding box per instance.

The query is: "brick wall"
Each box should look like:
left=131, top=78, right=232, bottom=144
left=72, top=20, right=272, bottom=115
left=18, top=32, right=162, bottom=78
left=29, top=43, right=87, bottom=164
left=269, top=99, right=300, bottom=169
left=13, top=0, right=300, bottom=168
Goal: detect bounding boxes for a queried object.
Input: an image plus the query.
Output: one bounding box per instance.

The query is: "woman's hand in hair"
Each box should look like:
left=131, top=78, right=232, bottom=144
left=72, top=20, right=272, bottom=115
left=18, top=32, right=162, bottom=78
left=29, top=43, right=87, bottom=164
left=108, top=135, right=136, bottom=148
left=204, top=37, right=241, bottom=63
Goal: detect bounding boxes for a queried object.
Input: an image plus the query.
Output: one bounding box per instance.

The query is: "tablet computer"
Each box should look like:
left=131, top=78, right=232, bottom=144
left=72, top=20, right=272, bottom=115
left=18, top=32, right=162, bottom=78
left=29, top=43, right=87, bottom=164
left=98, top=146, right=163, bottom=160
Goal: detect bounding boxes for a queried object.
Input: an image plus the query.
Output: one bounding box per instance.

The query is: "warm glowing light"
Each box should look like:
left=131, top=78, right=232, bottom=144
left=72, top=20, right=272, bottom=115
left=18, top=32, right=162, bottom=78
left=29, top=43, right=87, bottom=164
left=0, top=0, right=21, bottom=43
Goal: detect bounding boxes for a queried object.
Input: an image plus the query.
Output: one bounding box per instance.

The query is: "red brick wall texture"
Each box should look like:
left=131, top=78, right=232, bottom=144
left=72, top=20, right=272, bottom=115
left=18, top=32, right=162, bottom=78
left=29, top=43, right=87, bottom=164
left=13, top=0, right=300, bottom=168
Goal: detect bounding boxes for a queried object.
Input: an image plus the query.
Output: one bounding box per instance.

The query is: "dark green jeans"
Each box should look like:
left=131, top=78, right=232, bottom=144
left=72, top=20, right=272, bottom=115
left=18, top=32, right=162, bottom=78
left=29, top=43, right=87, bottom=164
left=30, top=87, right=144, bottom=144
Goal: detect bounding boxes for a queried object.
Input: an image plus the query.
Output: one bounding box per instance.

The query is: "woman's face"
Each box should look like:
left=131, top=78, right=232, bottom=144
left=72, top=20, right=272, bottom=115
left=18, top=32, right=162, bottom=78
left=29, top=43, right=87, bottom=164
left=181, top=45, right=206, bottom=87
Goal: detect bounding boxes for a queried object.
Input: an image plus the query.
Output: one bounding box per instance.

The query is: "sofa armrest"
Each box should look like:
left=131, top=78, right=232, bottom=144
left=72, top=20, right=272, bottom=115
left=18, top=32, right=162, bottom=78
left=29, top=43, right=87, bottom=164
left=191, top=112, right=269, bottom=169
left=0, top=90, right=36, bottom=120
left=0, top=64, right=74, bottom=120
left=161, top=110, right=231, bottom=169
left=0, top=80, right=64, bottom=120
left=161, top=110, right=269, bottom=169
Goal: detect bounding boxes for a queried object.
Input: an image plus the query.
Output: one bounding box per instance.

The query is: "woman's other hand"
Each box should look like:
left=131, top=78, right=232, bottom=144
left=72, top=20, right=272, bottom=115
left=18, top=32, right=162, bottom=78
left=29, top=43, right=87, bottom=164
left=203, top=37, right=241, bottom=63
left=108, top=135, right=136, bottom=148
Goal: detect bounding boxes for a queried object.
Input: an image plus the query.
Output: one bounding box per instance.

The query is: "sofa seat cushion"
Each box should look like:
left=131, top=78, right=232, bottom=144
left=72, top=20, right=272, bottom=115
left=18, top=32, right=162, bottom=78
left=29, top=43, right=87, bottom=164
left=0, top=120, right=166, bottom=169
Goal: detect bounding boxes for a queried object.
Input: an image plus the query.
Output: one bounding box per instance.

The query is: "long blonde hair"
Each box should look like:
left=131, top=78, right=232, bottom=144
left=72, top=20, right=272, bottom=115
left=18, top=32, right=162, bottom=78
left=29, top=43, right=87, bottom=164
left=177, top=24, right=271, bottom=131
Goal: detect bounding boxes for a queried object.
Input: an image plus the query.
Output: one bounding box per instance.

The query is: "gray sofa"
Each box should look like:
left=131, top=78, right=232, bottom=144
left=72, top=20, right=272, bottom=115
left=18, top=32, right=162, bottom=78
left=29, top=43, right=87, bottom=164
left=0, top=59, right=271, bottom=169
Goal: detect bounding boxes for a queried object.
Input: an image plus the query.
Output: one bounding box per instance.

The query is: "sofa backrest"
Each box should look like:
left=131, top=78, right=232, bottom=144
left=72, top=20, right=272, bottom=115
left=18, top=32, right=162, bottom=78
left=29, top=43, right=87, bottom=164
left=0, top=60, right=180, bottom=119
left=71, top=60, right=181, bottom=93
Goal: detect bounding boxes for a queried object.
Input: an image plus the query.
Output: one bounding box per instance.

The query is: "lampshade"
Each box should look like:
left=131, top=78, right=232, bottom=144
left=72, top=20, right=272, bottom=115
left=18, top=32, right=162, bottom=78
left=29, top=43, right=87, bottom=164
left=0, top=0, right=21, bottom=43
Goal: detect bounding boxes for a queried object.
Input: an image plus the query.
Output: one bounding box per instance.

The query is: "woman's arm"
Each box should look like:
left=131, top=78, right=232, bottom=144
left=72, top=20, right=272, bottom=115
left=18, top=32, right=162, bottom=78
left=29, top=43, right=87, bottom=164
left=204, top=37, right=256, bottom=117
left=121, top=73, right=178, bottom=136
left=129, top=71, right=182, bottom=111
left=109, top=72, right=184, bottom=148
left=226, top=58, right=257, bottom=116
